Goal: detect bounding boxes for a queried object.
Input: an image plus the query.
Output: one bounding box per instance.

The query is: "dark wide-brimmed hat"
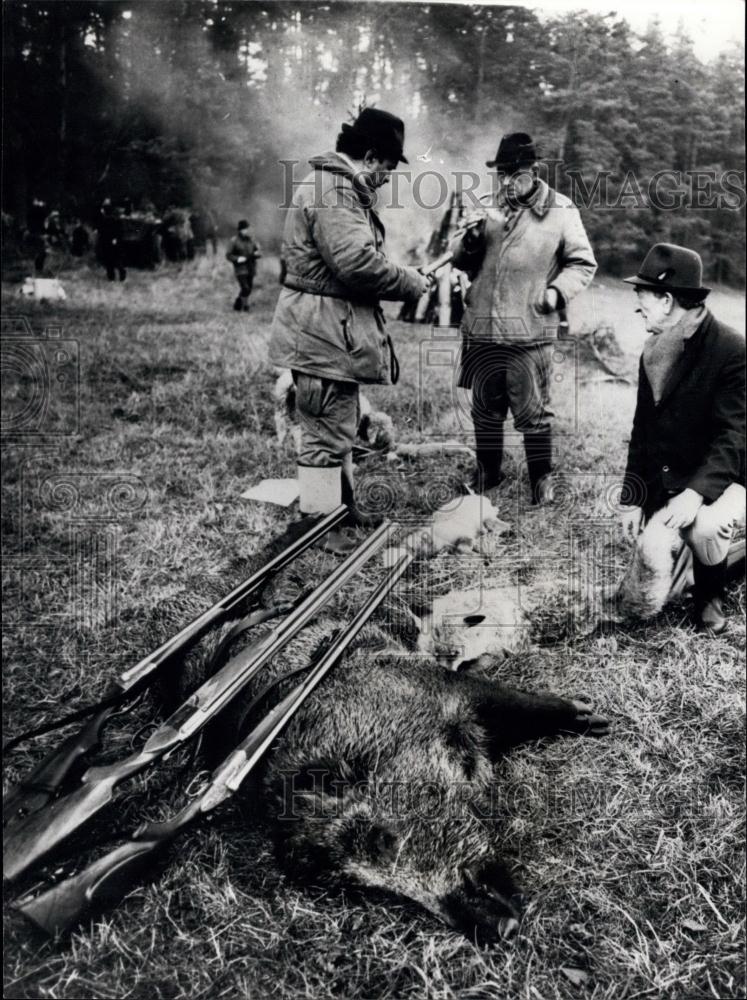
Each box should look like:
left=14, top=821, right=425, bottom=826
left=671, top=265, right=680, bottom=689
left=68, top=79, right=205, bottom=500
left=486, top=132, right=537, bottom=170
left=237, top=219, right=250, bottom=229
left=623, top=243, right=710, bottom=297
left=341, top=108, right=409, bottom=164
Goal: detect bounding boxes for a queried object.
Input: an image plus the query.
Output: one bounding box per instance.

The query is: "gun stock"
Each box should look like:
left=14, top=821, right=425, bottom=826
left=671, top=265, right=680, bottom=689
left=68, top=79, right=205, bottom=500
left=3, top=508, right=346, bottom=827
left=4, top=522, right=395, bottom=883
left=16, top=552, right=412, bottom=935
left=17, top=838, right=172, bottom=936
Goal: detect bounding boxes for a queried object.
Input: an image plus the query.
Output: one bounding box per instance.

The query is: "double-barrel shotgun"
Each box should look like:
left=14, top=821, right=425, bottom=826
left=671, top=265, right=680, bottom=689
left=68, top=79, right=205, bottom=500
left=17, top=550, right=413, bottom=936
left=4, top=518, right=395, bottom=882
left=3, top=507, right=347, bottom=829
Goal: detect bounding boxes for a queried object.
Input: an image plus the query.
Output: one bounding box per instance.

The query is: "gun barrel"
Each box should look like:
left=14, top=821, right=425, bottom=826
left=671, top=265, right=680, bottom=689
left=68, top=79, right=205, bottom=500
left=16, top=552, right=412, bottom=936
left=120, top=506, right=347, bottom=687
left=4, top=522, right=395, bottom=883
left=3, top=508, right=346, bottom=828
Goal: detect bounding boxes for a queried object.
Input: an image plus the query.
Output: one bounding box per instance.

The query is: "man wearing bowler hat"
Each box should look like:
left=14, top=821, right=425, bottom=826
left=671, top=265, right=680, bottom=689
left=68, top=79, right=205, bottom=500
left=619, top=243, right=745, bottom=634
left=451, top=132, right=597, bottom=503
left=269, top=108, right=429, bottom=554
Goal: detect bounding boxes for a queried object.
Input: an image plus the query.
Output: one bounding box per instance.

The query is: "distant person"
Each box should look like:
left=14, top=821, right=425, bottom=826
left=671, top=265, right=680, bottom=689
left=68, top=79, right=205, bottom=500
left=268, top=107, right=430, bottom=555
left=70, top=218, right=91, bottom=257
left=451, top=132, right=597, bottom=503
left=226, top=219, right=262, bottom=311
left=97, top=200, right=126, bottom=281
left=44, top=210, right=68, bottom=252
left=27, top=197, right=48, bottom=274
left=618, top=243, right=746, bottom=634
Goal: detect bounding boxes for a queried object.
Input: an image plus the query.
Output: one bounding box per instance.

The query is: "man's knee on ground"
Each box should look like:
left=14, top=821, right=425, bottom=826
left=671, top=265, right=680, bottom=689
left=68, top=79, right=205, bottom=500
left=686, top=505, right=734, bottom=566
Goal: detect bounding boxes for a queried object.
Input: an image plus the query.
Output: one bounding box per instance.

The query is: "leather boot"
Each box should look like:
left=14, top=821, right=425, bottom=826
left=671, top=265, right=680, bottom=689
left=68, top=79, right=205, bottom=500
left=725, top=537, right=746, bottom=584
left=692, top=556, right=728, bottom=635
left=341, top=455, right=384, bottom=528
left=297, top=465, right=355, bottom=555
left=469, top=421, right=505, bottom=493
left=524, top=431, right=554, bottom=505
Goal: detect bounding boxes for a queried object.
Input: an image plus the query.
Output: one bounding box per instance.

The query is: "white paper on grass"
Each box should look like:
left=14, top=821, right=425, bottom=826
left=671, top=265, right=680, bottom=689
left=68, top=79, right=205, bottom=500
left=241, top=478, right=299, bottom=507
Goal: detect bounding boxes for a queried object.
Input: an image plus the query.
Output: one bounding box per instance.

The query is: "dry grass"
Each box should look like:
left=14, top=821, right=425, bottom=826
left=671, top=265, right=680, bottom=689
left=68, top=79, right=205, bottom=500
left=2, top=253, right=745, bottom=999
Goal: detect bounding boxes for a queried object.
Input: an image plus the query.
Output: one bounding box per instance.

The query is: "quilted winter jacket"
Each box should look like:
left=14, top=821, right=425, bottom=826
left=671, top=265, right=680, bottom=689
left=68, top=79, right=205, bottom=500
left=269, top=152, right=424, bottom=384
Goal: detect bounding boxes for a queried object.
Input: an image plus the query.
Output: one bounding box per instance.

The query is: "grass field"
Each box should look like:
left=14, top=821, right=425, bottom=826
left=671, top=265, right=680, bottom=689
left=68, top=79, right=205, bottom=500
left=2, top=252, right=745, bottom=1000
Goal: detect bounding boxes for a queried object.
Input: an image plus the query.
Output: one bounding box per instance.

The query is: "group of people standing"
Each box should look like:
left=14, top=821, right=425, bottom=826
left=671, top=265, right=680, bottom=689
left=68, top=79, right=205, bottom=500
left=268, top=107, right=745, bottom=635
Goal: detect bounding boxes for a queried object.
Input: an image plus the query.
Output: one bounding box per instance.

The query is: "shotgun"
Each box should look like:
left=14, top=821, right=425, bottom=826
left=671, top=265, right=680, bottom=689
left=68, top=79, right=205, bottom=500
left=3, top=507, right=347, bottom=829
left=421, top=194, right=495, bottom=276
left=16, top=551, right=413, bottom=936
left=4, top=521, right=396, bottom=883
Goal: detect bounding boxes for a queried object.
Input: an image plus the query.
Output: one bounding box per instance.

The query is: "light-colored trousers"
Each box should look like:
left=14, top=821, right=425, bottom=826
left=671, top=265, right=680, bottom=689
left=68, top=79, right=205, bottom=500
left=617, top=483, right=746, bottom=620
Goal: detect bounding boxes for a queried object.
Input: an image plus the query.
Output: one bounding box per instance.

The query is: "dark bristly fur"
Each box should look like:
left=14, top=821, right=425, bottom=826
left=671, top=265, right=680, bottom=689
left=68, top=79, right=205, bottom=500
left=171, top=615, right=608, bottom=944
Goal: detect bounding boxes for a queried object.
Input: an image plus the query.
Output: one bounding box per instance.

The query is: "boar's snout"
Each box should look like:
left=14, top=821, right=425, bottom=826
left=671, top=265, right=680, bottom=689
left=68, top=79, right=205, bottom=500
left=440, top=863, right=523, bottom=945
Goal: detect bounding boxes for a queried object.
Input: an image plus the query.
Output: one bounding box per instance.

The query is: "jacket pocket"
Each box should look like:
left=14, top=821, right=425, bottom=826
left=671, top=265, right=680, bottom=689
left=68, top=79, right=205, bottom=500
left=295, top=372, right=325, bottom=418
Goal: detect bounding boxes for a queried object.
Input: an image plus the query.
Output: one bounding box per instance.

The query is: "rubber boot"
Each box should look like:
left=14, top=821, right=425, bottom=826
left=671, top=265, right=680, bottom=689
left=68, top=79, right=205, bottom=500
left=297, top=465, right=355, bottom=556
left=469, top=421, right=505, bottom=493
left=725, top=537, right=746, bottom=584
left=523, top=431, right=554, bottom=505
left=233, top=295, right=243, bottom=312
left=341, top=454, right=384, bottom=528
left=692, top=556, right=728, bottom=635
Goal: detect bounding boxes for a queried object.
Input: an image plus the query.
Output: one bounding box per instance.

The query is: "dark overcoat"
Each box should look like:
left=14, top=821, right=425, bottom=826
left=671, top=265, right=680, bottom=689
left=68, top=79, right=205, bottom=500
left=622, top=310, right=745, bottom=512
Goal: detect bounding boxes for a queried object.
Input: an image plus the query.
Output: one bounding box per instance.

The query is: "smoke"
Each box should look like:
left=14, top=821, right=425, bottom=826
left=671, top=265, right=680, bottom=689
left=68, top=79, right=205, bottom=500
left=105, top=3, right=527, bottom=257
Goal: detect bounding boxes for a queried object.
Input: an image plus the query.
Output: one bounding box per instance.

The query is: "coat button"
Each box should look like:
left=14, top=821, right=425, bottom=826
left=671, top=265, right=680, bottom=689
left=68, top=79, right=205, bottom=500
left=662, top=465, right=669, bottom=472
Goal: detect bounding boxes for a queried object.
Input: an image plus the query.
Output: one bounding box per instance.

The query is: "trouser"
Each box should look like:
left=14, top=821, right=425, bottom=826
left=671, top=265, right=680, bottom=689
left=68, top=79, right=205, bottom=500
left=293, top=372, right=359, bottom=514
left=465, top=342, right=553, bottom=495
left=234, top=272, right=254, bottom=309
left=102, top=249, right=126, bottom=282
left=619, top=482, right=746, bottom=619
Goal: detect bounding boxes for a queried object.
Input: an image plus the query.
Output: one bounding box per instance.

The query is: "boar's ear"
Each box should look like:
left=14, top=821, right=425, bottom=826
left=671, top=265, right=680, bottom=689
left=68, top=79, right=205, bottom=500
left=366, top=823, right=398, bottom=862
left=338, top=815, right=399, bottom=863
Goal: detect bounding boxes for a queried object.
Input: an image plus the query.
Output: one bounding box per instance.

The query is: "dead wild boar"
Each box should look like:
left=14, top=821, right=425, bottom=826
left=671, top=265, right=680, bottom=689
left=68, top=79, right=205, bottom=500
left=176, top=605, right=608, bottom=945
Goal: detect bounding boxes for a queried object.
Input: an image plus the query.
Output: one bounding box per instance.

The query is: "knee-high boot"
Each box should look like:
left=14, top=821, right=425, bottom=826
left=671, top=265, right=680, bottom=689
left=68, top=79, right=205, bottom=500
left=692, top=556, right=728, bottom=634
left=523, top=430, right=554, bottom=505
left=297, top=465, right=355, bottom=555
left=470, top=420, right=505, bottom=493
left=341, top=454, right=384, bottom=528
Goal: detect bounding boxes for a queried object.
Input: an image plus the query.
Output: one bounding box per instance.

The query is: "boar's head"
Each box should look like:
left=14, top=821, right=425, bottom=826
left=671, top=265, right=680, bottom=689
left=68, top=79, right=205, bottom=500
left=267, top=749, right=521, bottom=944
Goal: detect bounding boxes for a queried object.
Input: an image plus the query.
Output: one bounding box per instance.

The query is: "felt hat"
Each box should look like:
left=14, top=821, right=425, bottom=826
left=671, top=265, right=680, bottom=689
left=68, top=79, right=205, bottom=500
left=623, top=243, right=710, bottom=296
left=341, top=108, right=409, bottom=164
left=486, top=132, right=537, bottom=170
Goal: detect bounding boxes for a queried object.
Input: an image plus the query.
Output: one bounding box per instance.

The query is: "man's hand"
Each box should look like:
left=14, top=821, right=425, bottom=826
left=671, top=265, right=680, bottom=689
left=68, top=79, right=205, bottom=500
left=415, top=267, right=435, bottom=293
left=543, top=287, right=559, bottom=312
left=662, top=488, right=703, bottom=529
left=619, top=505, right=643, bottom=542
left=462, top=210, right=486, bottom=230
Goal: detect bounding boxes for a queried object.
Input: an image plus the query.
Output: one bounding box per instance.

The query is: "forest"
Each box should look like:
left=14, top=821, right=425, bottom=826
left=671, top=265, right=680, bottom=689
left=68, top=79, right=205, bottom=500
left=2, top=0, right=745, bottom=285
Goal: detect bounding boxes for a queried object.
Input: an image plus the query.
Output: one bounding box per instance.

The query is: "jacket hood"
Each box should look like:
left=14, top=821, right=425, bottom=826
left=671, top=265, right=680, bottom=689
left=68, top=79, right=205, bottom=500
left=308, top=151, right=378, bottom=208
left=309, top=151, right=357, bottom=177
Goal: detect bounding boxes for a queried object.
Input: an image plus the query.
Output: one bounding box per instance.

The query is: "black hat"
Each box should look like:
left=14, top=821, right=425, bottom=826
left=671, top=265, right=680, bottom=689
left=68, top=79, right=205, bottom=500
left=237, top=219, right=250, bottom=229
left=341, top=108, right=409, bottom=164
left=623, top=243, right=710, bottom=297
left=486, top=132, right=537, bottom=170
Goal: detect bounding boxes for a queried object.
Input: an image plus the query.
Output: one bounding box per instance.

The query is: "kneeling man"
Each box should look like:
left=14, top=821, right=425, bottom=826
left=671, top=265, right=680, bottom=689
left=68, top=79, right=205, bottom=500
left=619, top=243, right=745, bottom=634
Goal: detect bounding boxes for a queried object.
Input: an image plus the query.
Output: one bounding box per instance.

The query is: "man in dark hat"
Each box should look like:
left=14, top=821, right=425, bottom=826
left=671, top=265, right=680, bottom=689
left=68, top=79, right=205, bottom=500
left=451, top=132, right=597, bottom=504
left=226, top=219, right=262, bottom=311
left=618, top=243, right=745, bottom=634
left=269, top=107, right=429, bottom=554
